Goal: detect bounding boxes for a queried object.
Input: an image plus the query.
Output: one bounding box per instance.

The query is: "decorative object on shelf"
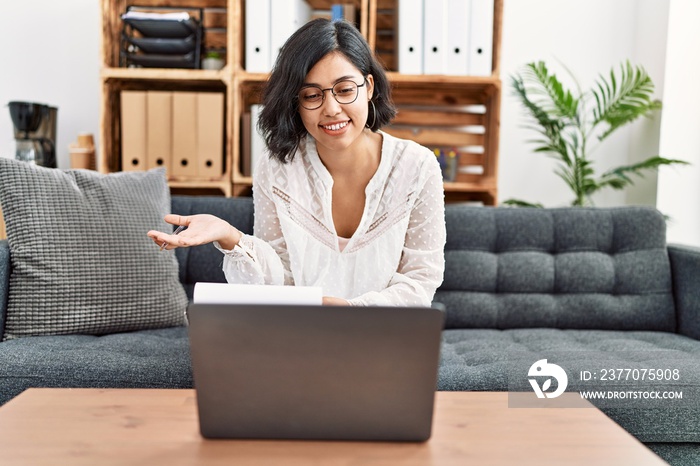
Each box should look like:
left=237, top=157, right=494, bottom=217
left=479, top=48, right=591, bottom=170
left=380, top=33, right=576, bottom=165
left=330, top=3, right=357, bottom=26
left=505, top=60, right=688, bottom=207
left=433, top=148, right=458, bottom=182
left=69, top=133, right=96, bottom=170
left=201, top=50, right=224, bottom=70
left=120, top=7, right=203, bottom=69
left=8, top=101, right=57, bottom=168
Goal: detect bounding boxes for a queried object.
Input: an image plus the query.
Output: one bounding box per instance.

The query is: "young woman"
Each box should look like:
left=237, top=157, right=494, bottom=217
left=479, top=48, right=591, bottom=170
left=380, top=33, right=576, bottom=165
left=148, top=19, right=446, bottom=306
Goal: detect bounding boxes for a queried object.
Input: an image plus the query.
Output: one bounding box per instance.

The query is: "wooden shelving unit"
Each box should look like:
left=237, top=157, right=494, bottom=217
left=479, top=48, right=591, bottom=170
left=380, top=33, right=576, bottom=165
left=100, top=0, right=503, bottom=203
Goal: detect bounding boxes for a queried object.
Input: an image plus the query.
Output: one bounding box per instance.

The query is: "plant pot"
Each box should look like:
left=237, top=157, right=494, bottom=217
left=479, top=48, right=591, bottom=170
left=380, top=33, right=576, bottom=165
left=202, top=57, right=224, bottom=70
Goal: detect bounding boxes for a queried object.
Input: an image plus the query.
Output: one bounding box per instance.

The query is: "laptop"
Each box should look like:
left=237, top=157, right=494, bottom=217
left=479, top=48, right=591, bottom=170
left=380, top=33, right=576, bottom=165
left=186, top=303, right=445, bottom=442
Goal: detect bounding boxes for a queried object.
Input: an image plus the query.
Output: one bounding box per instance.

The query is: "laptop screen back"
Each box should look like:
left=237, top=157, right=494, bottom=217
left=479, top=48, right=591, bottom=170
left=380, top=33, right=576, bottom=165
left=187, top=304, right=444, bottom=441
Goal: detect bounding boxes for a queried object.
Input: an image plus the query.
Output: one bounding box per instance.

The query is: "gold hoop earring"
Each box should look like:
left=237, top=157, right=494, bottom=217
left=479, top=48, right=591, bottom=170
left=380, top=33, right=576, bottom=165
left=366, top=99, right=377, bottom=129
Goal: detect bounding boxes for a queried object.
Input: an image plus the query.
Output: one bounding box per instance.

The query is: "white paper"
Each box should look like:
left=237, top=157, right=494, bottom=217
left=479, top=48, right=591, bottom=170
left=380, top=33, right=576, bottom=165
left=193, top=282, right=323, bottom=305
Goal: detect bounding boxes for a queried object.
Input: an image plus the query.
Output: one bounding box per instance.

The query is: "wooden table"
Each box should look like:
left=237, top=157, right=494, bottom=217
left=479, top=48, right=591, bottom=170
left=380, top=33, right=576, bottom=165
left=0, top=389, right=666, bottom=465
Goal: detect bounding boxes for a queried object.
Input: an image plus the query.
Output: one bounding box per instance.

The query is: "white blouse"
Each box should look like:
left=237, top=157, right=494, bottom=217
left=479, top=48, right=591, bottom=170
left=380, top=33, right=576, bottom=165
left=217, top=131, right=446, bottom=306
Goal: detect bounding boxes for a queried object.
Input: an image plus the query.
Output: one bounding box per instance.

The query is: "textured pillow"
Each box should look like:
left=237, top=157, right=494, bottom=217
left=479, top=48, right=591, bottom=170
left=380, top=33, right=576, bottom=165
left=0, top=159, right=188, bottom=340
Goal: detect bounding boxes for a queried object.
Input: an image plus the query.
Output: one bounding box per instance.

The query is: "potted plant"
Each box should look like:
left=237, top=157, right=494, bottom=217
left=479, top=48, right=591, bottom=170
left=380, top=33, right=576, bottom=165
left=202, top=50, right=225, bottom=70
left=505, top=60, right=688, bottom=207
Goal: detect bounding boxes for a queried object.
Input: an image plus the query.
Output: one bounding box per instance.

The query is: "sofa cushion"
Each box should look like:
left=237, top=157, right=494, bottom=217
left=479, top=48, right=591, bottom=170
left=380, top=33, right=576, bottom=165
left=439, top=328, right=700, bottom=443
left=0, top=159, right=188, bottom=340
left=438, top=206, right=676, bottom=332
left=0, top=326, right=192, bottom=405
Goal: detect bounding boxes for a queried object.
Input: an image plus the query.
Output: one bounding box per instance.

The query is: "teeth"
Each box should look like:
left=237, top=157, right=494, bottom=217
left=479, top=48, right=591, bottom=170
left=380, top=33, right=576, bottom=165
left=323, top=121, right=348, bottom=131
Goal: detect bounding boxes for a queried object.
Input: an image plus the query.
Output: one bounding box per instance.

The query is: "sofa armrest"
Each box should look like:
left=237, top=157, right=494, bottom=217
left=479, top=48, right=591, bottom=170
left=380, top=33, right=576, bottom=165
left=669, top=243, right=700, bottom=340
left=0, top=240, right=9, bottom=337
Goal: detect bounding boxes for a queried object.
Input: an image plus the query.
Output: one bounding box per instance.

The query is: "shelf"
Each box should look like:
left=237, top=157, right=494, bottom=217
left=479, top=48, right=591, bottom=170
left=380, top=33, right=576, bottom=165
left=235, top=71, right=270, bottom=83
left=387, top=72, right=499, bottom=86
left=233, top=175, right=253, bottom=185
left=101, top=66, right=228, bottom=82
left=443, top=181, right=497, bottom=192
left=100, top=0, right=502, bottom=204
left=168, top=179, right=232, bottom=196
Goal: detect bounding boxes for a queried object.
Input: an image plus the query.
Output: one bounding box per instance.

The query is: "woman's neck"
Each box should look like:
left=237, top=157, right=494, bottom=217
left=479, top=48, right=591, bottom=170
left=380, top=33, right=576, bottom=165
left=316, top=130, right=382, bottom=181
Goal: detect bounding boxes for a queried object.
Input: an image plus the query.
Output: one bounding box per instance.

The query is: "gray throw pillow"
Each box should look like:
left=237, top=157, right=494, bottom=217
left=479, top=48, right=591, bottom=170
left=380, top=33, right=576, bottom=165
left=0, top=159, right=187, bottom=340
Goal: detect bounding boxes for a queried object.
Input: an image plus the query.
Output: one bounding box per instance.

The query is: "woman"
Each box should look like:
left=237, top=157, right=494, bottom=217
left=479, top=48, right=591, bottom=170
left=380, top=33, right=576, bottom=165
left=148, top=19, right=446, bottom=306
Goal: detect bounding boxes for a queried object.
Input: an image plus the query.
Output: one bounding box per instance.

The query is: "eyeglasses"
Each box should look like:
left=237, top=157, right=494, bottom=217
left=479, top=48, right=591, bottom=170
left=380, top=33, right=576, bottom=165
left=297, top=78, right=367, bottom=110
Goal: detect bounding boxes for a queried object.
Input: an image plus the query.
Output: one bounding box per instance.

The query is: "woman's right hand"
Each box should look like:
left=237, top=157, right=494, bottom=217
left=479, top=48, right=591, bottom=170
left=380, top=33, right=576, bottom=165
left=147, top=214, right=243, bottom=251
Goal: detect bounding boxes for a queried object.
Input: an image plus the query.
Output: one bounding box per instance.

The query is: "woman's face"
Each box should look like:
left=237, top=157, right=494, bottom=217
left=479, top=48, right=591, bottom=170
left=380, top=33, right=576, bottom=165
left=298, top=52, right=375, bottom=157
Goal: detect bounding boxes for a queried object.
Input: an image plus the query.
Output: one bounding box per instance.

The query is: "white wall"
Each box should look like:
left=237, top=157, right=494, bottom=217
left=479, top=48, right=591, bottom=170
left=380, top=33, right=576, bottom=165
left=0, top=0, right=101, bottom=169
left=656, top=0, right=700, bottom=246
left=499, top=0, right=669, bottom=207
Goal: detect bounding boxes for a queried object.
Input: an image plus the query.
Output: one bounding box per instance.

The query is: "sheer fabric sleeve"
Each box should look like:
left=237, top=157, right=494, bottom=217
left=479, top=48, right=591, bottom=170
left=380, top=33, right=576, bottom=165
left=347, top=158, right=446, bottom=307
left=216, top=173, right=293, bottom=286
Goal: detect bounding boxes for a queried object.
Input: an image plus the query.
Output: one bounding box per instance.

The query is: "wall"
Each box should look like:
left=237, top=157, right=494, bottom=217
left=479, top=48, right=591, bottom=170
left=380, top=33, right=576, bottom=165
left=656, top=0, right=700, bottom=246
left=499, top=0, right=669, bottom=207
left=0, top=0, right=100, bottom=169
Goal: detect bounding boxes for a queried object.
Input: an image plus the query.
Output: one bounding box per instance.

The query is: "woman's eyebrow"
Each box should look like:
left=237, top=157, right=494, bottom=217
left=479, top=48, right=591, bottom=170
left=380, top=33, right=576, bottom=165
left=301, top=75, right=358, bottom=87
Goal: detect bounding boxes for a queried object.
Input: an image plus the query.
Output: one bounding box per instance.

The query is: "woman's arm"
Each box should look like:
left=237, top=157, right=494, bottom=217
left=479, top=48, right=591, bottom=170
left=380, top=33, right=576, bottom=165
left=216, top=180, right=294, bottom=286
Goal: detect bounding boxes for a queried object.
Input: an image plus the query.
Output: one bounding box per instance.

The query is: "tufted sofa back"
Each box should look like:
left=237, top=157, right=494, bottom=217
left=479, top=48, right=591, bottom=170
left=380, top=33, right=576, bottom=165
left=435, top=206, right=676, bottom=332
left=171, top=196, right=254, bottom=299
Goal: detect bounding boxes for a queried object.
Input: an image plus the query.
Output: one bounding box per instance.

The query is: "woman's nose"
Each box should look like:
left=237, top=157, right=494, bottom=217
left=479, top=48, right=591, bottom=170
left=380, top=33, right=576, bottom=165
left=321, top=92, right=342, bottom=115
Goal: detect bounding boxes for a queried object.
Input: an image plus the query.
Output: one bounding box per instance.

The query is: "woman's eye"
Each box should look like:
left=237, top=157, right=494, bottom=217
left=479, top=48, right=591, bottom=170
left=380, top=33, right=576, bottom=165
left=302, top=91, right=321, bottom=101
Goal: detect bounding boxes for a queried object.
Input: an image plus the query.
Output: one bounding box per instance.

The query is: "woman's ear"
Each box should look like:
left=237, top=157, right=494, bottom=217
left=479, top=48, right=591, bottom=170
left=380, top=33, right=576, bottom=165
left=366, top=74, right=375, bottom=100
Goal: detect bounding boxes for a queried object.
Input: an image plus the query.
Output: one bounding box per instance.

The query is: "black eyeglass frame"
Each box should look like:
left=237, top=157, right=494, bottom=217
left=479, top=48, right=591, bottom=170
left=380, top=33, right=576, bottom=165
left=297, top=77, right=368, bottom=110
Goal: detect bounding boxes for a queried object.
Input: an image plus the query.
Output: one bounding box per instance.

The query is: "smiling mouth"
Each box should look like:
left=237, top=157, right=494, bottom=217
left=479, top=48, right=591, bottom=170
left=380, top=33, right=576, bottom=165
left=321, top=121, right=350, bottom=131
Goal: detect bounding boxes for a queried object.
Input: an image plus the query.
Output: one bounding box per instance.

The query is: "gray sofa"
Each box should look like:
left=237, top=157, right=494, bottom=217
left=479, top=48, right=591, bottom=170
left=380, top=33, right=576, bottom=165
left=1, top=195, right=699, bottom=465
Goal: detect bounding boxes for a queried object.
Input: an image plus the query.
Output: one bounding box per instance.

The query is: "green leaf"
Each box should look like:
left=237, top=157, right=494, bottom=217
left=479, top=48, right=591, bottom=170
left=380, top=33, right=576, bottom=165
left=520, top=62, right=579, bottom=119
left=501, top=199, right=544, bottom=208
left=510, top=61, right=588, bottom=167
left=595, top=157, right=689, bottom=193
left=592, top=61, right=661, bottom=141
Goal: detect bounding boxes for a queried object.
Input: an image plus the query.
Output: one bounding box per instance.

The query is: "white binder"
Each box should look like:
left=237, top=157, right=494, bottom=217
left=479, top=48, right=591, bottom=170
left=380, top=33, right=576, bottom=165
left=468, top=0, right=494, bottom=76
left=271, top=0, right=311, bottom=68
left=249, top=104, right=266, bottom=177
left=397, top=0, right=424, bottom=74
left=423, top=0, right=447, bottom=74
left=245, top=0, right=271, bottom=72
left=446, top=0, right=471, bottom=75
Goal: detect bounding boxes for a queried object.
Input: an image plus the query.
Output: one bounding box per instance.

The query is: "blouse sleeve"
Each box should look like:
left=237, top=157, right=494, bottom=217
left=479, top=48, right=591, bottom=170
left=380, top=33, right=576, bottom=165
left=347, top=157, right=446, bottom=307
left=216, top=172, right=294, bottom=286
